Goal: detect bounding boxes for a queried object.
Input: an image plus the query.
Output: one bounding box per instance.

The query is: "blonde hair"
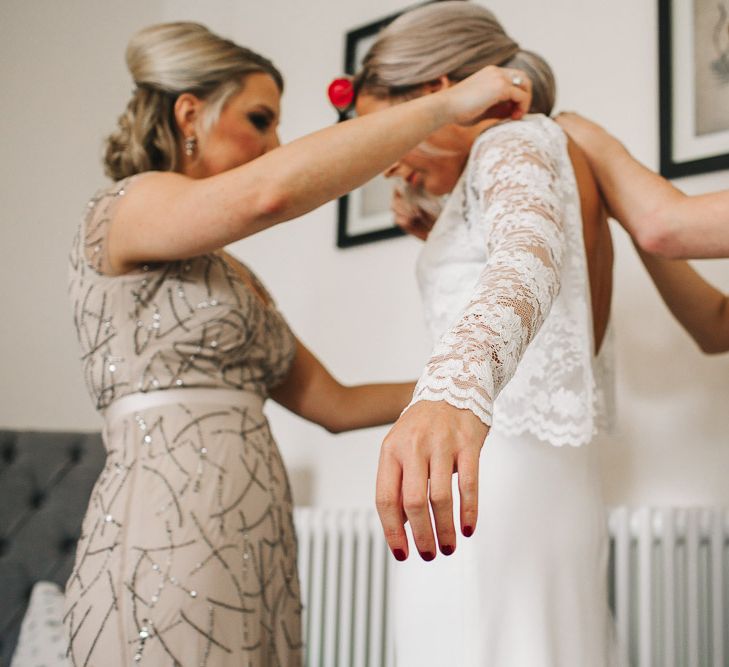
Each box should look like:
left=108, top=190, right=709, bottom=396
left=354, top=1, right=555, bottom=115
left=104, top=22, right=283, bottom=180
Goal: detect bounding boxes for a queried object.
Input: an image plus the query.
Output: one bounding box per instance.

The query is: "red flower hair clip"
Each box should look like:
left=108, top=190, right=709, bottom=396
left=327, top=77, right=355, bottom=119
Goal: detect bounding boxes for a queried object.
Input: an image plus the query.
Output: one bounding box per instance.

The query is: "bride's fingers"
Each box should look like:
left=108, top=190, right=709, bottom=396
left=409, top=218, right=431, bottom=241
left=376, top=449, right=409, bottom=561
left=393, top=209, right=429, bottom=240
left=429, top=453, right=456, bottom=555
left=457, top=447, right=480, bottom=538
left=402, top=452, right=437, bottom=561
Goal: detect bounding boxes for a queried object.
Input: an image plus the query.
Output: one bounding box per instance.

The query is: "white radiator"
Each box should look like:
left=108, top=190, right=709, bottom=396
left=294, top=509, right=393, bottom=667
left=293, top=506, right=729, bottom=667
left=609, top=507, right=729, bottom=667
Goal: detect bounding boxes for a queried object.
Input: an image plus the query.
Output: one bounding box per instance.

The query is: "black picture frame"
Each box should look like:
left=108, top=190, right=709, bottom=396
left=336, top=10, right=407, bottom=249
left=658, top=0, right=729, bottom=178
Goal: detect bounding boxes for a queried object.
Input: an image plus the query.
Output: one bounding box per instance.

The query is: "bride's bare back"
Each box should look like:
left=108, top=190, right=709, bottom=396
left=567, top=137, right=614, bottom=353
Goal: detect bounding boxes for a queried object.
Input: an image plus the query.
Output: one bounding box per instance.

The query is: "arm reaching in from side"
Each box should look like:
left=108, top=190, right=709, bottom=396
left=109, top=66, right=533, bottom=273
left=270, top=339, right=416, bottom=433
left=556, top=112, right=729, bottom=259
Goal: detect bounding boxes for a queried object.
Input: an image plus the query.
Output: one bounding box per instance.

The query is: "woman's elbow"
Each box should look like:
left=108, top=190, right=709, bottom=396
left=696, top=306, right=729, bottom=354
left=256, top=186, right=290, bottom=224
left=634, top=216, right=684, bottom=258
left=633, top=199, right=689, bottom=259
left=323, top=419, right=346, bottom=435
left=696, top=315, right=729, bottom=354
left=696, top=337, right=729, bottom=355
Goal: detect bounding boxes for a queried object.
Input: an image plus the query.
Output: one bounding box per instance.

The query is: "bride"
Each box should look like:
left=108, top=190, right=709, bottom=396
left=354, top=3, right=618, bottom=665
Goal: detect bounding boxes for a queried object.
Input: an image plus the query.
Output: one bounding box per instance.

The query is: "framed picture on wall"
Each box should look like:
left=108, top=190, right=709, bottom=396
left=335, top=2, right=445, bottom=248
left=335, top=10, right=406, bottom=248
left=659, top=0, right=729, bottom=177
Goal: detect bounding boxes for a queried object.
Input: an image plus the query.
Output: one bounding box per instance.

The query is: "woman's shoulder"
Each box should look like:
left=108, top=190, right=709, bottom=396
left=76, top=174, right=151, bottom=277
left=87, top=172, right=155, bottom=206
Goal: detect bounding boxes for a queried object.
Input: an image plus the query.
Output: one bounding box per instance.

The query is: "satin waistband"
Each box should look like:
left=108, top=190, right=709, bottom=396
left=104, top=388, right=263, bottom=426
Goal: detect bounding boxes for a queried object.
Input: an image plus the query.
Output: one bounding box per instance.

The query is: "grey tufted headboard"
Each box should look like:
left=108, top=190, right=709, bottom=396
left=0, top=430, right=105, bottom=667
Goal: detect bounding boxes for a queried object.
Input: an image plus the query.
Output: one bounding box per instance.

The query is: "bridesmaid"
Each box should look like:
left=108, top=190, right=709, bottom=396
left=64, top=21, right=531, bottom=667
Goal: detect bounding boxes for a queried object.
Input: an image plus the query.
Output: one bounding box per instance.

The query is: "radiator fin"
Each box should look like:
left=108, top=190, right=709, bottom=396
left=295, top=506, right=729, bottom=667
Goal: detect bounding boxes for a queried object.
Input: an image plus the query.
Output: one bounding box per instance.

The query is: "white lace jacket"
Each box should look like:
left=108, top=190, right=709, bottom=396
left=408, top=115, right=613, bottom=447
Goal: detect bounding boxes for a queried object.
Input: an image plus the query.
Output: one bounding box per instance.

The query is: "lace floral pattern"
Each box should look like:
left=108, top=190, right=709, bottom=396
left=409, top=116, right=610, bottom=447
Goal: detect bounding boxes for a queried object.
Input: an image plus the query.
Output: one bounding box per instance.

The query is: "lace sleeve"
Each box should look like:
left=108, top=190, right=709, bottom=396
left=408, top=122, right=567, bottom=426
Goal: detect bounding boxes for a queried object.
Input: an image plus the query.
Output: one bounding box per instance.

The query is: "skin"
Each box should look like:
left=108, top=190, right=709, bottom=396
left=556, top=112, right=729, bottom=260
left=557, top=112, right=729, bottom=353
left=357, top=84, right=613, bottom=561
left=178, top=73, right=282, bottom=179
left=635, top=250, right=729, bottom=354
left=357, top=80, right=516, bottom=196
left=104, top=66, right=534, bottom=435
left=108, top=66, right=531, bottom=270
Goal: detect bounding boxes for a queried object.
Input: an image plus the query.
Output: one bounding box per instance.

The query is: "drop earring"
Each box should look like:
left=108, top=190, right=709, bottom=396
left=184, top=135, right=197, bottom=157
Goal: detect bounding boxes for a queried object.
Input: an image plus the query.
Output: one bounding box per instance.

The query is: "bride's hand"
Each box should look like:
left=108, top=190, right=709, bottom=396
left=443, top=65, right=532, bottom=126
left=391, top=186, right=437, bottom=241
left=376, top=400, right=489, bottom=561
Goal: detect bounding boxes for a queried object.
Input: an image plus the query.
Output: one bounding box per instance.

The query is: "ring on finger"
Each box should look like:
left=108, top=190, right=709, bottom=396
left=511, top=75, right=524, bottom=88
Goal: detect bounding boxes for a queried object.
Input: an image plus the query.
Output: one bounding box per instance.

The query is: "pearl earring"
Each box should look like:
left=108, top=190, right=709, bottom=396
left=184, top=135, right=197, bottom=157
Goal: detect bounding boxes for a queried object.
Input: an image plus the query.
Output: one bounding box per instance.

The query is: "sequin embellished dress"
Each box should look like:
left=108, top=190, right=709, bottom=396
left=65, top=177, right=302, bottom=666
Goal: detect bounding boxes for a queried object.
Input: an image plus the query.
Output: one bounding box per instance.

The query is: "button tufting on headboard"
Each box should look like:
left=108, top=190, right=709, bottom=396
left=69, top=445, right=83, bottom=464
left=59, top=536, right=77, bottom=555
left=29, top=491, right=45, bottom=509
left=0, top=429, right=105, bottom=665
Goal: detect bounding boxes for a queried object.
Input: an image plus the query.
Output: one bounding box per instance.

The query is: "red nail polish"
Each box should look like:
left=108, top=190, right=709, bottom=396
left=393, top=549, right=407, bottom=561
left=463, top=525, right=474, bottom=537
left=441, top=544, right=454, bottom=556
left=419, top=551, right=435, bottom=561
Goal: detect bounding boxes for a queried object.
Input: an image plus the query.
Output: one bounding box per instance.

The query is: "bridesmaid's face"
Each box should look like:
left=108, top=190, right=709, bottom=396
left=183, top=73, right=282, bottom=178
left=355, top=92, right=471, bottom=196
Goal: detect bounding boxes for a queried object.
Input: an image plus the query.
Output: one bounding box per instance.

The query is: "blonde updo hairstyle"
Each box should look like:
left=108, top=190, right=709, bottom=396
left=354, top=1, right=555, bottom=115
left=105, top=22, right=283, bottom=180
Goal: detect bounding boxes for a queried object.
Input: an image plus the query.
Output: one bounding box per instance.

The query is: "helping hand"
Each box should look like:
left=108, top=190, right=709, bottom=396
left=555, top=112, right=609, bottom=153
left=445, top=65, right=532, bottom=126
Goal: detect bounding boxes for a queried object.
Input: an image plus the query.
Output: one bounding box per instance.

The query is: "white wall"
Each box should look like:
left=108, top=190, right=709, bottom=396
left=1, top=0, right=163, bottom=427
left=2, top=0, right=727, bottom=509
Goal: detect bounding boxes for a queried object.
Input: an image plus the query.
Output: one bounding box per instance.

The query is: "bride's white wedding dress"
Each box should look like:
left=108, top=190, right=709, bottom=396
left=395, top=114, right=618, bottom=666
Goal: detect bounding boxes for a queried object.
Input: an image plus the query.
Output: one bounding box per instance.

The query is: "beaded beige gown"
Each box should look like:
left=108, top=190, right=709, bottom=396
left=65, top=177, right=302, bottom=666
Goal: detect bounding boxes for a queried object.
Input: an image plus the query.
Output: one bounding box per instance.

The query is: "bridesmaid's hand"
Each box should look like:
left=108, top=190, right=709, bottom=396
left=444, top=65, right=532, bottom=126
left=554, top=112, right=612, bottom=159
left=376, top=400, right=489, bottom=561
